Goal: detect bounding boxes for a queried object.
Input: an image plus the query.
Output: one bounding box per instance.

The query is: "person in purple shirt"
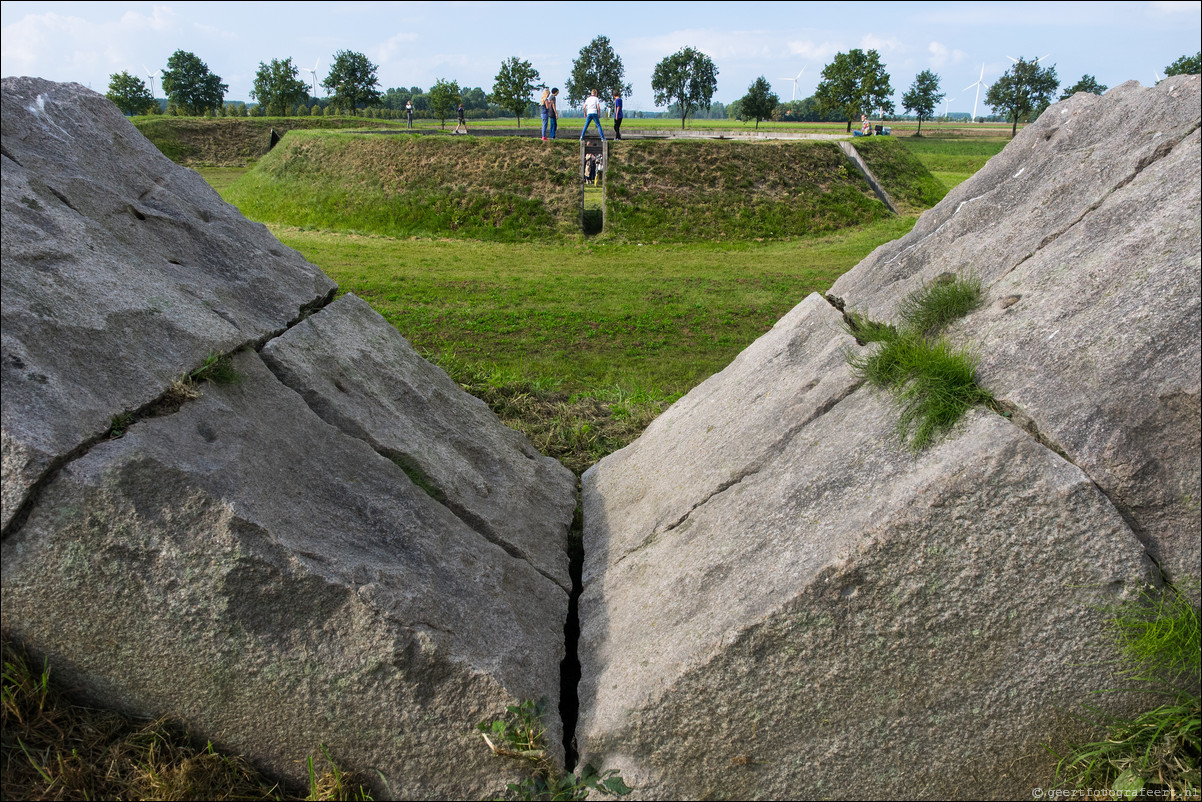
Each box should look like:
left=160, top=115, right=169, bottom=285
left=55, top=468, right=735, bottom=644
left=612, top=92, right=624, bottom=140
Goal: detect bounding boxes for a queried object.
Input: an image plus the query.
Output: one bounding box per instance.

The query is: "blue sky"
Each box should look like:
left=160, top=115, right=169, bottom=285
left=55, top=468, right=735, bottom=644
left=2, top=1, right=1199, bottom=113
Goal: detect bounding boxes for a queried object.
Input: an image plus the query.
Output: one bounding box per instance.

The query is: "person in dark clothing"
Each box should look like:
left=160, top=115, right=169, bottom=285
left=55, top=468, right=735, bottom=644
left=612, top=92, right=624, bottom=140
left=452, top=102, right=468, bottom=135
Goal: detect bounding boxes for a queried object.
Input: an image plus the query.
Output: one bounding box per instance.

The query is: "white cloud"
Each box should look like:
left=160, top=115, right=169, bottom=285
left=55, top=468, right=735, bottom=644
left=785, top=39, right=842, bottom=62
left=859, top=33, right=904, bottom=55
left=928, top=41, right=967, bottom=69
left=1149, top=0, right=1202, bottom=13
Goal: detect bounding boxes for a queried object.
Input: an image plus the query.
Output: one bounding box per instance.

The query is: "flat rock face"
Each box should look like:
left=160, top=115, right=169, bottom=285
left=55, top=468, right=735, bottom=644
left=2, top=79, right=575, bottom=797
left=830, top=76, right=1201, bottom=585
left=1, top=77, right=336, bottom=532
left=2, top=352, right=567, bottom=797
left=579, top=78, right=1196, bottom=797
left=261, top=294, right=576, bottom=590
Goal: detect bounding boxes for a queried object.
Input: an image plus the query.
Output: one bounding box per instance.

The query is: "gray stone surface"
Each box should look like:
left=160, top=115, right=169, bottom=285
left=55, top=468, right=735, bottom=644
left=580, top=385, right=1155, bottom=798
left=829, top=76, right=1201, bottom=585
left=1, top=77, right=336, bottom=532
left=578, top=79, right=1194, bottom=798
left=2, top=78, right=573, bottom=798
left=1, top=351, right=567, bottom=798
left=261, top=294, right=576, bottom=590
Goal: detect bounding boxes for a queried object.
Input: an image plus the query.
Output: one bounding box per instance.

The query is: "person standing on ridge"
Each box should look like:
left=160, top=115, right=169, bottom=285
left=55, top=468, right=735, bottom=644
left=406, top=99, right=414, bottom=129
left=540, top=88, right=551, bottom=140
left=548, top=88, right=560, bottom=139
left=453, top=102, right=468, bottom=135
left=581, top=89, right=605, bottom=141
left=612, top=92, right=623, bottom=140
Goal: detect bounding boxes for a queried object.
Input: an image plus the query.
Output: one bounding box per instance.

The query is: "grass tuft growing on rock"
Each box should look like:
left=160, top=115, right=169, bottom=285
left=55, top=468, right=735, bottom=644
left=845, top=274, right=992, bottom=450
left=1052, top=582, right=1201, bottom=795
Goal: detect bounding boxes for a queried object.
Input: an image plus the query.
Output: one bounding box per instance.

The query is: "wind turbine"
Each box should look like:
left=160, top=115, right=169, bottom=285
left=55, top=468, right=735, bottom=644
left=963, top=63, right=989, bottom=123
left=305, top=59, right=321, bottom=98
left=143, top=65, right=159, bottom=100
left=943, top=97, right=956, bottom=118
left=778, top=65, right=807, bottom=101
left=1007, top=54, right=1050, bottom=64
left=1153, top=70, right=1163, bottom=85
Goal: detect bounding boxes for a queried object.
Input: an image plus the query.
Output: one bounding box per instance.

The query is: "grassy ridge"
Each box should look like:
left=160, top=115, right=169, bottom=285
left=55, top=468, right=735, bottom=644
left=225, top=132, right=582, bottom=241
left=852, top=136, right=949, bottom=210
left=604, top=139, right=890, bottom=241
left=132, top=116, right=395, bottom=165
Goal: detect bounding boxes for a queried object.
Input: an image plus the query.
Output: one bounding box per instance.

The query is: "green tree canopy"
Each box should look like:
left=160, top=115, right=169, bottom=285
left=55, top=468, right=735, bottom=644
left=1060, top=74, right=1108, bottom=100
left=322, top=50, right=382, bottom=114
left=814, top=49, right=894, bottom=132
left=490, top=57, right=540, bottom=127
left=427, top=78, right=460, bottom=129
left=105, top=71, right=155, bottom=115
left=985, top=56, right=1059, bottom=136
left=1164, top=51, right=1201, bottom=76
left=651, top=47, right=719, bottom=130
left=161, top=50, right=227, bottom=116
left=738, top=76, right=778, bottom=129
left=902, top=69, right=944, bottom=135
left=250, top=57, right=309, bottom=117
left=565, top=36, right=633, bottom=109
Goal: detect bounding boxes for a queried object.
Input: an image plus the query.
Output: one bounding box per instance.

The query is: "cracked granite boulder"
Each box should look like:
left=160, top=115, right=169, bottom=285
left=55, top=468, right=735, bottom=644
left=1, top=77, right=337, bottom=533
left=578, top=78, right=1197, bottom=798
left=2, top=78, right=575, bottom=798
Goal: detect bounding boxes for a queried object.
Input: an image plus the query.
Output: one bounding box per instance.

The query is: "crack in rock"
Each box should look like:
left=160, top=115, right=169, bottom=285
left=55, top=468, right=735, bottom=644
left=614, top=378, right=862, bottom=567
left=1, top=291, right=341, bottom=543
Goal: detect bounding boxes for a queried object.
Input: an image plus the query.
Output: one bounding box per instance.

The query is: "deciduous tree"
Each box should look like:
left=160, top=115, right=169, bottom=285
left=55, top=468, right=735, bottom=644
left=738, top=76, right=778, bottom=129
left=814, top=49, right=894, bottom=132
left=985, top=56, right=1059, bottom=136
left=565, top=36, right=632, bottom=109
left=902, top=70, right=944, bottom=135
left=1059, top=74, right=1107, bottom=100
left=105, top=71, right=155, bottom=115
left=651, top=47, right=719, bottom=130
left=427, top=78, right=460, bottom=129
left=322, top=50, right=382, bottom=114
left=161, top=50, right=227, bottom=116
left=490, top=57, right=540, bottom=127
left=1164, top=51, right=1201, bottom=76
left=251, top=57, right=309, bottom=117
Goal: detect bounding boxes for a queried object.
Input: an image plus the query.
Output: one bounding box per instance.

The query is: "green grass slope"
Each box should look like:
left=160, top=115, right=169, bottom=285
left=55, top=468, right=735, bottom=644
left=224, top=131, right=581, bottom=241
left=131, top=116, right=401, bottom=166
left=604, top=139, right=892, bottom=241
left=851, top=136, right=949, bottom=211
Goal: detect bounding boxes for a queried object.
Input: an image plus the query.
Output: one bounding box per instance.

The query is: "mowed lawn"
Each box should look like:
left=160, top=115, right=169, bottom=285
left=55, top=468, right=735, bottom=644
left=268, top=220, right=916, bottom=399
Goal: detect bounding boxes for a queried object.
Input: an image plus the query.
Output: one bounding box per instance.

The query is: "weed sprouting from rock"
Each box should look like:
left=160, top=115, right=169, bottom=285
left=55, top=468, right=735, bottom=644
left=478, top=698, right=631, bottom=800
left=844, top=274, right=992, bottom=450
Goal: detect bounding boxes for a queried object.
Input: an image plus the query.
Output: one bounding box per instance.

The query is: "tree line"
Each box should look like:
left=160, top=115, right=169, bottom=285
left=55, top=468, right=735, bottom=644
left=107, top=44, right=1202, bottom=137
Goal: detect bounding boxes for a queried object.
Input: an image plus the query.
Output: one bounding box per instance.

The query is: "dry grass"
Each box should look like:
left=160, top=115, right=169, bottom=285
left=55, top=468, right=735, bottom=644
left=1, top=637, right=370, bottom=801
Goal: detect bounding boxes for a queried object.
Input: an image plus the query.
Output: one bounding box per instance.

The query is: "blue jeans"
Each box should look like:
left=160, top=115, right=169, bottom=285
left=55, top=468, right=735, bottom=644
left=581, top=113, right=605, bottom=140
left=549, top=115, right=558, bottom=139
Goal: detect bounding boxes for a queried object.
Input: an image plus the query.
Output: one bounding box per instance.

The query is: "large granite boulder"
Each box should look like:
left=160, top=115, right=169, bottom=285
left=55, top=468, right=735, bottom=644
left=578, top=77, right=1198, bottom=798
left=2, top=78, right=576, bottom=798
left=829, top=77, right=1201, bottom=586
left=1, top=77, right=336, bottom=533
